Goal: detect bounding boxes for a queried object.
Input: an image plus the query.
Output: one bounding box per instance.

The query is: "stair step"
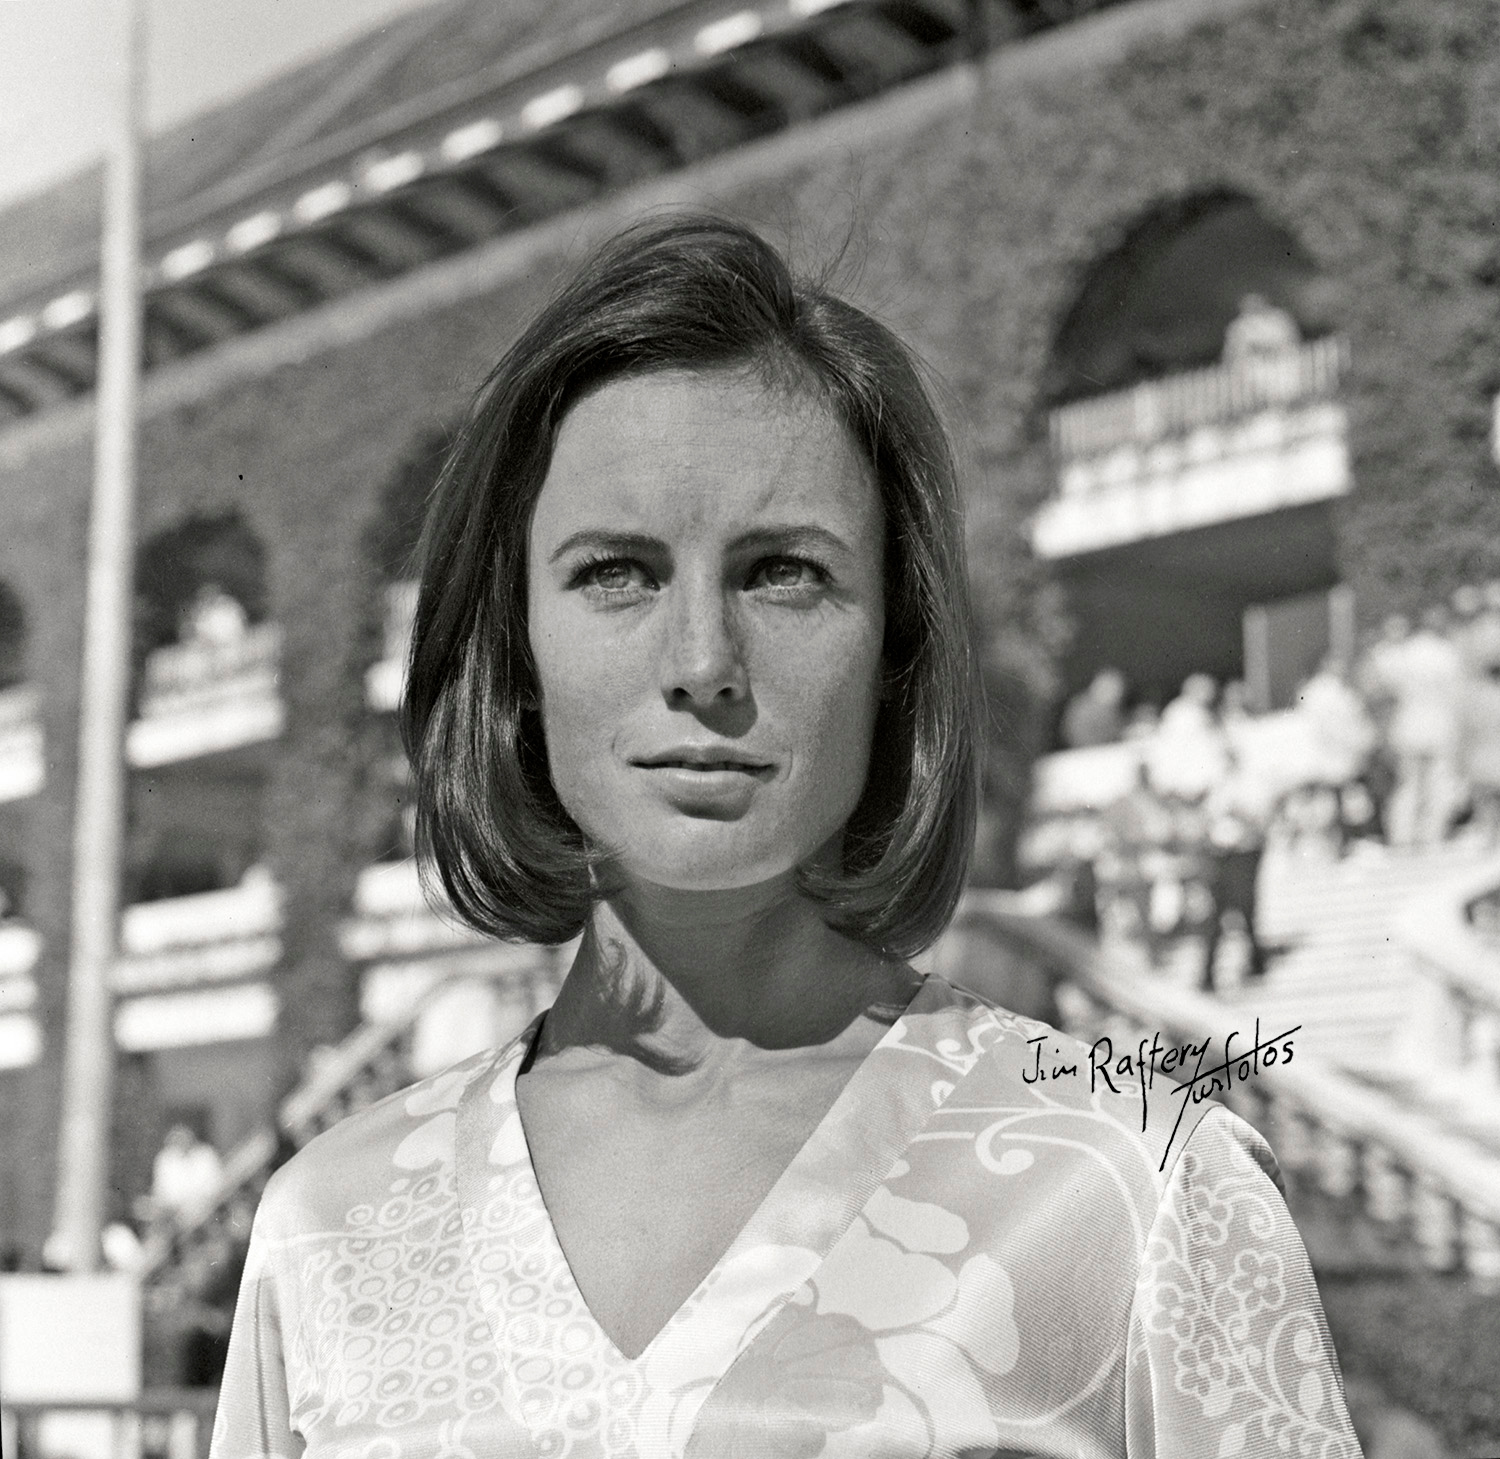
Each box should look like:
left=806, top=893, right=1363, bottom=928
left=1098, top=841, right=1500, bottom=1097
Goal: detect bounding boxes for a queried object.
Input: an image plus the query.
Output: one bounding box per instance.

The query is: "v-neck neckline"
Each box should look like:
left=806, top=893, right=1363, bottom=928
left=459, top=971, right=948, bottom=1373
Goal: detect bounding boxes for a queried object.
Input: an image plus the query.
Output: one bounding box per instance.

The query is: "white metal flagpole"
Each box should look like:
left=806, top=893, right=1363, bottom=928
left=52, top=0, right=147, bottom=1272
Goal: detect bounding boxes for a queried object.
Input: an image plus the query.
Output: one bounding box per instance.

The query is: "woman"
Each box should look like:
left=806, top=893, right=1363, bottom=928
left=213, top=217, right=1360, bottom=1459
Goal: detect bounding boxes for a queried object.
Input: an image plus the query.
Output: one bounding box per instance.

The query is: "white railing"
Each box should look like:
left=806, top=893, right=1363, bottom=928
left=1394, top=856, right=1500, bottom=1098
left=0, top=921, right=41, bottom=980
left=0, top=683, right=37, bottom=732
left=137, top=621, right=280, bottom=707
left=0, top=682, right=44, bottom=802
left=1049, top=335, right=1348, bottom=461
left=341, top=857, right=567, bottom=1073
left=120, top=871, right=281, bottom=955
left=945, top=892, right=1500, bottom=1286
left=0, top=1011, right=41, bottom=1069
left=339, top=856, right=488, bottom=961
left=2, top=1387, right=218, bottom=1459
left=112, top=871, right=282, bottom=997
left=127, top=623, right=283, bottom=767
left=0, top=922, right=42, bottom=1068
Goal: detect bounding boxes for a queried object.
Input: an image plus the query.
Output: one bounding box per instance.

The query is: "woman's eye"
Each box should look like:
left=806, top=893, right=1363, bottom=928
left=574, top=558, right=653, bottom=595
left=751, top=557, right=826, bottom=592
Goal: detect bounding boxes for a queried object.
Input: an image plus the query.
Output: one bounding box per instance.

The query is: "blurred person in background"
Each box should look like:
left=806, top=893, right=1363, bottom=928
left=1458, top=595, right=1500, bottom=847
left=1449, top=581, right=1484, bottom=630
left=211, top=217, right=1359, bottom=1459
left=101, top=1219, right=145, bottom=1273
left=148, top=1197, right=254, bottom=1389
left=1199, top=746, right=1276, bottom=991
left=1365, top=608, right=1465, bottom=849
left=1124, top=699, right=1160, bottom=739
left=181, top=581, right=250, bottom=649
left=1352, top=617, right=1406, bottom=844
left=1147, top=671, right=1229, bottom=803
left=1292, top=654, right=1378, bottom=857
left=1100, top=758, right=1180, bottom=967
left=1218, top=677, right=1252, bottom=731
left=149, top=1121, right=223, bottom=1225
left=1060, top=665, right=1127, bottom=747
left=1222, top=293, right=1302, bottom=398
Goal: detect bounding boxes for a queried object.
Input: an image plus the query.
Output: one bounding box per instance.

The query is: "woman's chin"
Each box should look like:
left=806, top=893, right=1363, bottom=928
left=614, top=857, right=797, bottom=896
left=582, top=814, right=848, bottom=898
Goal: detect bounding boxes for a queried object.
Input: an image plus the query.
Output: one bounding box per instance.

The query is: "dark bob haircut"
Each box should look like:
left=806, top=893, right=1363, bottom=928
left=401, top=214, right=978, bottom=959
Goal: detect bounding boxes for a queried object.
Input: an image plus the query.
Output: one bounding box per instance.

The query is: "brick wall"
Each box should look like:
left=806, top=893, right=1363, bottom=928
left=4, top=0, right=1499, bottom=1255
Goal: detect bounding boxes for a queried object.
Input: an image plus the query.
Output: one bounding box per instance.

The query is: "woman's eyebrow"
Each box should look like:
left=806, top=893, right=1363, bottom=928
left=729, top=524, right=852, bottom=556
left=548, top=529, right=661, bottom=564
left=547, top=524, right=851, bottom=564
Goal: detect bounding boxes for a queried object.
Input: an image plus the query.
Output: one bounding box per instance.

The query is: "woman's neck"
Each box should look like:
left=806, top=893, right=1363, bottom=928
left=534, top=874, right=920, bottom=1079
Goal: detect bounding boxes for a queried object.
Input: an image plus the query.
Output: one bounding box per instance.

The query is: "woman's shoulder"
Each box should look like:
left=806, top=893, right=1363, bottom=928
left=907, top=974, right=1223, bottom=1193
left=253, top=1021, right=537, bottom=1240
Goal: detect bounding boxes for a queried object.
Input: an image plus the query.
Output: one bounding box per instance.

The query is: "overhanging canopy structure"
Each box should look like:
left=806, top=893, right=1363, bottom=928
left=0, top=0, right=1130, bottom=425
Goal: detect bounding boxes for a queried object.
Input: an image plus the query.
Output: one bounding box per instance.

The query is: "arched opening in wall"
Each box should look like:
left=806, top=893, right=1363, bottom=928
left=117, top=513, right=282, bottom=1224
left=1046, top=188, right=1333, bottom=407
left=1037, top=189, right=1350, bottom=740
left=126, top=511, right=276, bottom=903
left=0, top=582, right=40, bottom=954
left=363, top=426, right=452, bottom=864
left=133, top=511, right=270, bottom=671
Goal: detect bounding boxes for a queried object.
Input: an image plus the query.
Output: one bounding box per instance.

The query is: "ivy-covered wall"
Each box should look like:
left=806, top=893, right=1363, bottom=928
left=2, top=7, right=1498, bottom=1400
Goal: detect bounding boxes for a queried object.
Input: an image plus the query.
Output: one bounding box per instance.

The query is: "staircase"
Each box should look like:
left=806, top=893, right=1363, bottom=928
left=1251, top=836, right=1494, bottom=1069
left=1098, top=834, right=1495, bottom=1068
left=1083, top=831, right=1500, bottom=1238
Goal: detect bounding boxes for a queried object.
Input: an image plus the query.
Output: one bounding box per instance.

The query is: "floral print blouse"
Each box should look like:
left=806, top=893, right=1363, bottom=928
left=212, top=974, right=1362, bottom=1459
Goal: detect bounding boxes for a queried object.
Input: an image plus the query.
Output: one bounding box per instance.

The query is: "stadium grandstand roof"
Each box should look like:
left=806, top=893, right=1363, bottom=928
left=0, top=0, right=1123, bottom=425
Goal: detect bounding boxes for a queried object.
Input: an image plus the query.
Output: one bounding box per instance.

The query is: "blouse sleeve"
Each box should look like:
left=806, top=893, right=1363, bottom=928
left=210, top=1209, right=305, bottom=1459
left=1124, top=1105, right=1364, bottom=1459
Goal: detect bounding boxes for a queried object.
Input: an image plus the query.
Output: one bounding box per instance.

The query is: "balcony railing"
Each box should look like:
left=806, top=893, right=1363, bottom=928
left=126, top=624, right=283, bottom=768
left=338, top=856, right=487, bottom=962
left=2, top=1387, right=219, bottom=1459
left=1395, top=857, right=1500, bottom=1101
left=340, top=856, right=568, bottom=1072
left=111, top=872, right=282, bottom=1051
left=1049, top=335, right=1349, bottom=463
left=0, top=922, right=42, bottom=1070
left=0, top=683, right=44, bottom=803
left=0, top=921, right=41, bottom=981
left=0, top=1013, right=40, bottom=1070
left=115, top=872, right=282, bottom=993
left=1034, top=338, right=1351, bottom=557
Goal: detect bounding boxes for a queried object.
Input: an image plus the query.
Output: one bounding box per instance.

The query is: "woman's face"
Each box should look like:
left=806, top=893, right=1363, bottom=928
left=527, top=367, right=886, bottom=893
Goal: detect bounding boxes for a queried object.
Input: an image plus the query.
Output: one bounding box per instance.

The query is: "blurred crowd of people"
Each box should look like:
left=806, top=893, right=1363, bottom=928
left=1037, top=580, right=1500, bottom=989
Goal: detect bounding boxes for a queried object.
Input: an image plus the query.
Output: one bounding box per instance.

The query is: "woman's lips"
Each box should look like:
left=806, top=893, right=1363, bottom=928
left=637, top=762, right=773, bottom=815
left=646, top=760, right=771, bottom=772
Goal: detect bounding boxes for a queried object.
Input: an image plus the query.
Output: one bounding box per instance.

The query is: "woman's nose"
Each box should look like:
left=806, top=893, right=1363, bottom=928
left=660, top=580, right=748, bottom=704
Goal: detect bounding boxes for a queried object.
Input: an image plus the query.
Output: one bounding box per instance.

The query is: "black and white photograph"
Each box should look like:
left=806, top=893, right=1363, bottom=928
left=0, top=0, right=1497, bottom=1455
